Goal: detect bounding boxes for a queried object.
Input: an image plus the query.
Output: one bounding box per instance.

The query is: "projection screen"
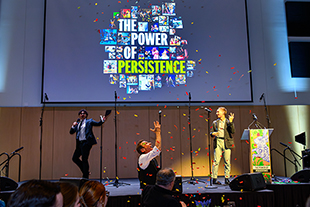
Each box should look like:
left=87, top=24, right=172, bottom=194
left=42, top=0, right=252, bottom=103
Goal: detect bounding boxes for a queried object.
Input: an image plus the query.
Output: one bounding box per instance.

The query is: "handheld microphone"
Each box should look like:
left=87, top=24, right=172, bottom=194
left=11, top=146, right=24, bottom=155
left=259, top=93, right=264, bottom=102
left=204, top=108, right=212, bottom=113
left=252, top=113, right=258, bottom=120
left=77, top=118, right=80, bottom=123
left=280, top=142, right=291, bottom=148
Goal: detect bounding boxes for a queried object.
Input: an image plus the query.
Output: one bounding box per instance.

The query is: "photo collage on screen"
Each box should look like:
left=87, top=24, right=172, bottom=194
left=100, top=2, right=196, bottom=94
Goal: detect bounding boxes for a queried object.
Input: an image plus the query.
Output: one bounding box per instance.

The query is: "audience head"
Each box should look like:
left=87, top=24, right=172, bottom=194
left=7, top=179, right=63, bottom=207
left=156, top=168, right=176, bottom=190
left=79, top=181, right=108, bottom=207
left=58, top=182, right=80, bottom=207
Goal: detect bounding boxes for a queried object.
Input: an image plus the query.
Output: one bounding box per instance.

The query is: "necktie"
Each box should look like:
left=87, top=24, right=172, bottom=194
left=79, top=119, right=84, bottom=131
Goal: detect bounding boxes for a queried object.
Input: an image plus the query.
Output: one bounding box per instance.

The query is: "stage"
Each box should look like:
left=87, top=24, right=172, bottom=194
left=102, top=176, right=309, bottom=207
left=1, top=176, right=310, bottom=207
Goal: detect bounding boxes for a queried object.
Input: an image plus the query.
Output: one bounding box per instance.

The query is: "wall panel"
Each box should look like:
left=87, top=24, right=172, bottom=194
left=0, top=105, right=308, bottom=182
left=0, top=107, right=22, bottom=181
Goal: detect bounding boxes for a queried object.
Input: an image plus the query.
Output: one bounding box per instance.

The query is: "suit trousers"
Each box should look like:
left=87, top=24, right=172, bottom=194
left=72, top=140, right=92, bottom=179
left=212, top=138, right=231, bottom=179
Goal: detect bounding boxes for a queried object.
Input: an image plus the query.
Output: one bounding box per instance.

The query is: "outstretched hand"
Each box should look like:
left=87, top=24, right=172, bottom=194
left=229, top=112, right=234, bottom=122
left=150, top=121, right=161, bottom=133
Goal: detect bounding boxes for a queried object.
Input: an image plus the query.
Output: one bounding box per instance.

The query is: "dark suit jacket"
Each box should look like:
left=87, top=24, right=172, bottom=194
left=69, top=118, right=104, bottom=146
left=142, top=185, right=182, bottom=207
left=210, top=118, right=235, bottom=149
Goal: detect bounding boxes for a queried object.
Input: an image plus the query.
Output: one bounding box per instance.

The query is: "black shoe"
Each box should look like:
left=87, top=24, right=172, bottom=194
left=212, top=179, right=222, bottom=185
left=225, top=178, right=230, bottom=185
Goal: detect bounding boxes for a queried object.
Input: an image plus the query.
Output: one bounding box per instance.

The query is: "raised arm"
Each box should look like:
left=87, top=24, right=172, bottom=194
left=150, top=121, right=161, bottom=151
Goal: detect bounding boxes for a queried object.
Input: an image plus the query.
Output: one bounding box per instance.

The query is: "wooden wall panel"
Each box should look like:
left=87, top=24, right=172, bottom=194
left=117, top=107, right=150, bottom=178
left=20, top=107, right=41, bottom=180
left=1, top=105, right=309, bottom=181
left=41, top=107, right=54, bottom=180
left=268, top=105, right=309, bottom=177
left=160, top=107, right=182, bottom=175
left=0, top=107, right=21, bottom=182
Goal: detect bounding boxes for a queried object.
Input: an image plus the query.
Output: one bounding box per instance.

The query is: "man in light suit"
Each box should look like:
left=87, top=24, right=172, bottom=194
left=70, top=109, right=106, bottom=178
left=210, top=107, right=235, bottom=185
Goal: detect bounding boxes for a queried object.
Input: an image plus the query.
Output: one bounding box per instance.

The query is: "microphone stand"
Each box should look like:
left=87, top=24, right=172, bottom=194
left=39, top=95, right=48, bottom=180
left=261, top=94, right=271, bottom=129
left=183, top=92, right=205, bottom=185
left=0, top=148, right=23, bottom=182
left=159, top=110, right=162, bottom=168
left=261, top=94, right=273, bottom=178
left=100, top=119, right=103, bottom=183
left=205, top=108, right=217, bottom=189
left=108, top=91, right=130, bottom=187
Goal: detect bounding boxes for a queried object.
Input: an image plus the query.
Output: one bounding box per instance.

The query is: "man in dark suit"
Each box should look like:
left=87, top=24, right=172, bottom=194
left=210, top=107, right=235, bottom=185
left=70, top=109, right=106, bottom=178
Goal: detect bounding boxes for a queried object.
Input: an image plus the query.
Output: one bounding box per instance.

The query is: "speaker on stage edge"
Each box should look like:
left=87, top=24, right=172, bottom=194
left=290, top=169, right=310, bottom=183
left=229, top=172, right=266, bottom=191
left=0, top=177, right=18, bottom=192
left=59, top=177, right=88, bottom=189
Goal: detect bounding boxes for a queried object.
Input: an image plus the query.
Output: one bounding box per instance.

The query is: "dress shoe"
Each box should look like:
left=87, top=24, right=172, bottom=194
left=225, top=178, right=230, bottom=185
left=212, top=179, right=222, bottom=185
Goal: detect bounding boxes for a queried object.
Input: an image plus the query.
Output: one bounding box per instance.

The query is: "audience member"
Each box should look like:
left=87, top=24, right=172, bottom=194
left=59, top=182, right=81, bottom=207
left=79, top=181, right=108, bottom=207
left=142, top=168, right=186, bottom=207
left=7, top=180, right=63, bottom=207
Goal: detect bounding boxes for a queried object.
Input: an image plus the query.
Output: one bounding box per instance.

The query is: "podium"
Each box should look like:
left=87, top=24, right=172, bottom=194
left=241, top=128, right=274, bottom=183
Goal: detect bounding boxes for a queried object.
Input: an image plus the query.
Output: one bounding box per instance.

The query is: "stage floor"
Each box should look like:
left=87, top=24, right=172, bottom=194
left=2, top=176, right=309, bottom=207
left=103, top=176, right=274, bottom=207
left=104, top=176, right=265, bottom=196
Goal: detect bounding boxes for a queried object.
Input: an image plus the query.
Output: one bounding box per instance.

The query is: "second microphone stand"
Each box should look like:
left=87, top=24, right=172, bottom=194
left=183, top=92, right=205, bottom=185
left=107, top=91, right=130, bottom=187
left=205, top=108, right=217, bottom=189
left=159, top=110, right=162, bottom=168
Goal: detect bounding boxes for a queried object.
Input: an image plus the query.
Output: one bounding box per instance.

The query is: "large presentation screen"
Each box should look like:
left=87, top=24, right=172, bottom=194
left=43, top=0, right=252, bottom=103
